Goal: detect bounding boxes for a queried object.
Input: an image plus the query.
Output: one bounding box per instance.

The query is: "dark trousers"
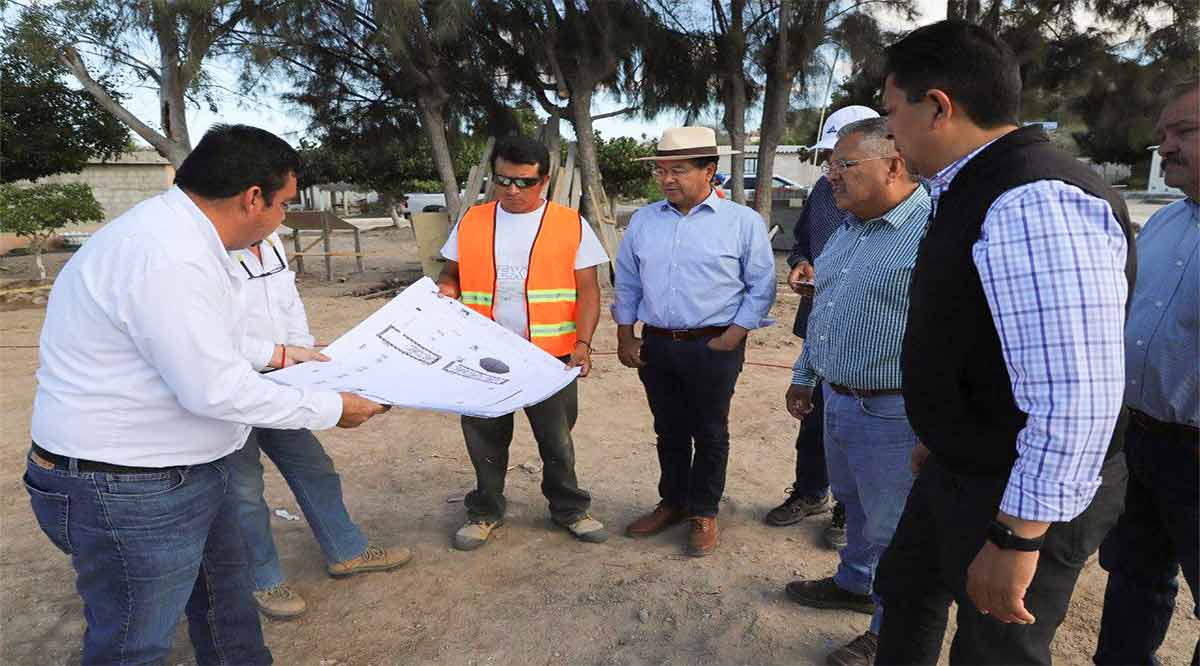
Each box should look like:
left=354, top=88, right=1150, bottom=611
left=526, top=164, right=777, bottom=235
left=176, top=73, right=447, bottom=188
left=23, top=450, right=271, bottom=665
left=875, top=453, right=1127, bottom=665
left=462, top=378, right=591, bottom=524
left=1095, top=417, right=1199, bottom=666
left=793, top=381, right=829, bottom=499
left=637, top=333, right=745, bottom=517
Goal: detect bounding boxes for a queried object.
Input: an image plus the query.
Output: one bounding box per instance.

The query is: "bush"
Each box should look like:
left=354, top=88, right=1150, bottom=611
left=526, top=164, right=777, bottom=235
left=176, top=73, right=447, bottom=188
left=0, top=183, right=104, bottom=280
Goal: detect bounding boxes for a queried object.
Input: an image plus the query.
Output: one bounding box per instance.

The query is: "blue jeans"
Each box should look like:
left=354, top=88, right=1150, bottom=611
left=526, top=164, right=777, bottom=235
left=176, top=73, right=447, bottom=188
left=1095, top=417, right=1199, bottom=666
left=823, top=386, right=918, bottom=634
left=227, top=427, right=368, bottom=590
left=23, top=450, right=270, bottom=665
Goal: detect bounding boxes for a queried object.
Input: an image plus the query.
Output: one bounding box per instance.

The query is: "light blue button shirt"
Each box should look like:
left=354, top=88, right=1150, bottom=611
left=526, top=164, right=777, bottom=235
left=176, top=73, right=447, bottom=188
left=1125, top=198, right=1200, bottom=426
left=612, top=190, right=776, bottom=330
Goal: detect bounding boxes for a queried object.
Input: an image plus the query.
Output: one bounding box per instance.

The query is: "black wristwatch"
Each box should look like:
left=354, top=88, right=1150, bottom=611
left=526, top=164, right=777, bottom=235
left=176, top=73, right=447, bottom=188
left=986, top=520, right=1046, bottom=552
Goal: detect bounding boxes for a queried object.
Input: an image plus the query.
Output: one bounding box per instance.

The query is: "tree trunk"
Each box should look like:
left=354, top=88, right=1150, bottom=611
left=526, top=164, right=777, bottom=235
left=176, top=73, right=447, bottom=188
left=417, top=95, right=462, bottom=222
left=724, top=77, right=749, bottom=205
left=567, top=86, right=608, bottom=224
left=753, top=0, right=793, bottom=224
left=60, top=48, right=191, bottom=166
left=32, top=237, right=47, bottom=282
left=722, top=0, right=749, bottom=205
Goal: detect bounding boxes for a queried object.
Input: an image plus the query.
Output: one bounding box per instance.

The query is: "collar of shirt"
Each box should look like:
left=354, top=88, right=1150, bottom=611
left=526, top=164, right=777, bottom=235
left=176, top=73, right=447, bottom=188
left=844, top=185, right=931, bottom=230
left=927, top=137, right=1003, bottom=214
left=163, top=186, right=243, bottom=278
left=658, top=188, right=722, bottom=217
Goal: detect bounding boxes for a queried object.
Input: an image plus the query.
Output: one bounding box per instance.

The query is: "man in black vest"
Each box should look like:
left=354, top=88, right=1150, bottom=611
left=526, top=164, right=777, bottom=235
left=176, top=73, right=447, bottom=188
left=873, top=21, right=1135, bottom=664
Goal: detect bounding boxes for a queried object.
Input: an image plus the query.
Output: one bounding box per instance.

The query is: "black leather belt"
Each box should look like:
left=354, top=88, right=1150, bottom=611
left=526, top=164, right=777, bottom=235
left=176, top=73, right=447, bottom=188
left=643, top=325, right=728, bottom=341
left=30, top=442, right=181, bottom=474
left=828, top=383, right=903, bottom=398
left=1128, top=409, right=1199, bottom=440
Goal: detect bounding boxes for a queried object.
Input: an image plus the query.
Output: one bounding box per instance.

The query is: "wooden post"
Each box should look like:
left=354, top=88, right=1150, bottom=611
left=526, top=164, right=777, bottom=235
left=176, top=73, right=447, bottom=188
left=353, top=227, right=364, bottom=273
left=322, top=214, right=333, bottom=281
left=292, top=227, right=304, bottom=274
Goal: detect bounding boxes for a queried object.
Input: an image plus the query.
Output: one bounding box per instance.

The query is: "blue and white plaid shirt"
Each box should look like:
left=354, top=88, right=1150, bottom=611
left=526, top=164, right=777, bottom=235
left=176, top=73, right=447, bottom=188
left=791, top=185, right=930, bottom=389
left=931, top=141, right=1130, bottom=523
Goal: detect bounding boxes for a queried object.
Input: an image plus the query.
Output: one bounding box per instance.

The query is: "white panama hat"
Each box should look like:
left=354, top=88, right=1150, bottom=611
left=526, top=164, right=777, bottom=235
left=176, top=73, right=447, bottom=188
left=634, top=126, right=740, bottom=161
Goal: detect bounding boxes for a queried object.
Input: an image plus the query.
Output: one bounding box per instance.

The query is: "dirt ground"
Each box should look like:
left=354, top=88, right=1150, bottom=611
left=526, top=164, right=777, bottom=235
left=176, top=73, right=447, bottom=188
left=0, top=222, right=1195, bottom=665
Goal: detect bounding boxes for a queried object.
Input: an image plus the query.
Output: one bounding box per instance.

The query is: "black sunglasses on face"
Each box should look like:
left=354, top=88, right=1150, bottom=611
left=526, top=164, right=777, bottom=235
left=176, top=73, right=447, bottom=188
left=493, top=174, right=543, bottom=189
left=240, top=241, right=286, bottom=279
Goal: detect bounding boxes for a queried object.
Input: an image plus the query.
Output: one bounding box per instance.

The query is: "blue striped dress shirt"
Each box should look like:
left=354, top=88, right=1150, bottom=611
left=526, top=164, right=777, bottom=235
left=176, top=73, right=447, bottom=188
left=931, top=140, right=1129, bottom=523
left=612, top=190, right=776, bottom=330
left=1124, top=198, right=1199, bottom=427
left=791, top=185, right=931, bottom=389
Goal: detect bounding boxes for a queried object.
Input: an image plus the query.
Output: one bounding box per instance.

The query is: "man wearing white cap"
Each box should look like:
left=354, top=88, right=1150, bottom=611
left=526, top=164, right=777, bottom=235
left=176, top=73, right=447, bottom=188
left=768, top=106, right=878, bottom=547
left=614, top=127, right=776, bottom=557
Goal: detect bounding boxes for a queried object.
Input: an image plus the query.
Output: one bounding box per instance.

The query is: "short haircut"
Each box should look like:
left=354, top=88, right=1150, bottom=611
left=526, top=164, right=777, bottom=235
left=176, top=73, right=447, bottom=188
left=688, top=156, right=719, bottom=170
left=174, top=124, right=301, bottom=205
left=838, top=118, right=894, bottom=155
left=492, top=135, right=550, bottom=178
left=884, top=20, right=1021, bottom=129
left=838, top=117, right=917, bottom=178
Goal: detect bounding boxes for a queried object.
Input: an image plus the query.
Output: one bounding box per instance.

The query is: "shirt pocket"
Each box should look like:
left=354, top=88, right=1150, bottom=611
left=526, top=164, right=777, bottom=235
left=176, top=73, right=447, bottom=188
left=268, top=271, right=298, bottom=311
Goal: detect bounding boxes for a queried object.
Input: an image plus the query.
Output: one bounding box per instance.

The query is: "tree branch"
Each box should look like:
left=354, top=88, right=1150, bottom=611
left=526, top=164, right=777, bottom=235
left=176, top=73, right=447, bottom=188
left=591, top=106, right=639, bottom=121
left=59, top=46, right=184, bottom=164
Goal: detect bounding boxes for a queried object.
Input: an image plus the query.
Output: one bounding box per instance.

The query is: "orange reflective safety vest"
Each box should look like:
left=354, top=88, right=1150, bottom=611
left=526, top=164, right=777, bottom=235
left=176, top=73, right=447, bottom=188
left=457, top=201, right=581, bottom=357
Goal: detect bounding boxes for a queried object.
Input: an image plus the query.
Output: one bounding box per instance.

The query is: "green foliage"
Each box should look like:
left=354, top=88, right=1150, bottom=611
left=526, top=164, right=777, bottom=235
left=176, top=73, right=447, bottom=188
left=0, top=183, right=105, bottom=240
left=0, top=11, right=129, bottom=182
left=594, top=132, right=656, bottom=200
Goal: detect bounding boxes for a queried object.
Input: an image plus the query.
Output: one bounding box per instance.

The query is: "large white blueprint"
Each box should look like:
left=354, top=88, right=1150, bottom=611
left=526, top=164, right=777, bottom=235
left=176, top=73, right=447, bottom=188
left=266, top=277, right=580, bottom=417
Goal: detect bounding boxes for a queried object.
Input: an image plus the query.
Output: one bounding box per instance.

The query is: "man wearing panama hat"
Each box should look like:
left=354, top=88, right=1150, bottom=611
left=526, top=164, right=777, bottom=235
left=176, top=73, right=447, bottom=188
left=613, top=126, right=776, bottom=556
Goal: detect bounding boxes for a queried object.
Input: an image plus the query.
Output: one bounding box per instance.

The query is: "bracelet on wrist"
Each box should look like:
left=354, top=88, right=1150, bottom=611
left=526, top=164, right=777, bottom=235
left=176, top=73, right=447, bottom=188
left=575, top=340, right=592, bottom=351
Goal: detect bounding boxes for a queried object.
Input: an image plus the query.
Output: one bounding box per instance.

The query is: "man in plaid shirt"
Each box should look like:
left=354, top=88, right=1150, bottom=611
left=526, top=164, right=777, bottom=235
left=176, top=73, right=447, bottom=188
left=873, top=21, right=1134, bottom=664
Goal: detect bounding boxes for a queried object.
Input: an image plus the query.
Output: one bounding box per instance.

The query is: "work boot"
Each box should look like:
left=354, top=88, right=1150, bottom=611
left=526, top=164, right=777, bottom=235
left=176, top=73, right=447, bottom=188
left=253, top=583, right=306, bottom=619
left=558, top=515, right=609, bottom=543
left=686, top=516, right=720, bottom=557
left=824, top=501, right=848, bottom=550
left=327, top=543, right=413, bottom=577
left=827, top=631, right=879, bottom=666
left=625, top=502, right=686, bottom=538
left=785, top=576, right=876, bottom=615
left=453, top=518, right=503, bottom=551
left=765, top=487, right=832, bottom=526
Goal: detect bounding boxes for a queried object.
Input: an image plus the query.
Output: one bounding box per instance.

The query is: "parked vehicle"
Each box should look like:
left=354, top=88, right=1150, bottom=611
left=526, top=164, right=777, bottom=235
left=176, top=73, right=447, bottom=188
left=715, top=173, right=806, bottom=201
left=407, top=178, right=490, bottom=214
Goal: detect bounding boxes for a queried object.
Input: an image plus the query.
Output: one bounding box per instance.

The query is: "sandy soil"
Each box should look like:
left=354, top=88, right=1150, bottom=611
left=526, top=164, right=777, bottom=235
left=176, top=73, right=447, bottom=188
left=0, top=224, right=1195, bottom=665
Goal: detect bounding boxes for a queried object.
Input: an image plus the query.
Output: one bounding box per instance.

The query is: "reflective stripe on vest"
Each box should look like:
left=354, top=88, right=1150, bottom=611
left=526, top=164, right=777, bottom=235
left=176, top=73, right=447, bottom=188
left=456, top=201, right=582, bottom=357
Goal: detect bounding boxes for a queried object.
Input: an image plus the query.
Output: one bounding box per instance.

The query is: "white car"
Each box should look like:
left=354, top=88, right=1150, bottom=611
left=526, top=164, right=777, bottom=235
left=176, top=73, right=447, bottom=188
left=407, top=178, right=490, bottom=213
left=717, top=173, right=806, bottom=201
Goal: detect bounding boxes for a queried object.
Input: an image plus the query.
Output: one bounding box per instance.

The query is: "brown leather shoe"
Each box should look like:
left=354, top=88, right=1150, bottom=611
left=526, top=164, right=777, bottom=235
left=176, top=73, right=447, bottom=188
left=686, top=516, right=719, bottom=557
left=625, top=502, right=686, bottom=538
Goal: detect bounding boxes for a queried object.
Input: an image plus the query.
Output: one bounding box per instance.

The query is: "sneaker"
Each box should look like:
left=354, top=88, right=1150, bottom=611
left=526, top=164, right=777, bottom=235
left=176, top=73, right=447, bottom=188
left=453, top=519, right=503, bottom=551
left=784, top=576, right=876, bottom=615
left=327, top=544, right=413, bottom=577
left=559, top=515, right=609, bottom=543
left=827, top=631, right=879, bottom=666
left=824, top=501, right=848, bottom=550
left=765, top=487, right=832, bottom=526
left=253, top=583, right=306, bottom=619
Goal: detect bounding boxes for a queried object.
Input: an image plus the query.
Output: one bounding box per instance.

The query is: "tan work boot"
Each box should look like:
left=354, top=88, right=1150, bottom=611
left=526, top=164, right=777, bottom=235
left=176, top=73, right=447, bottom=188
left=686, top=516, right=719, bottom=557
left=253, top=583, right=306, bottom=619
left=453, top=518, right=503, bottom=551
left=327, top=544, right=413, bottom=577
left=624, top=503, right=686, bottom=538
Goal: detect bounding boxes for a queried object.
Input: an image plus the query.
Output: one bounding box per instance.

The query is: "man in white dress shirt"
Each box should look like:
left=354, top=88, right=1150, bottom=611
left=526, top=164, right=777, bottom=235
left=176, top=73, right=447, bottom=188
left=228, top=231, right=411, bottom=619
left=24, top=125, right=386, bottom=665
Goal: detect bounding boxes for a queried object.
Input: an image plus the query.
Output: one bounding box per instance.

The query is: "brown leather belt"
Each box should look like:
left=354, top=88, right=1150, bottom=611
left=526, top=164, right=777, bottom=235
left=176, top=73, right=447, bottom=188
left=1128, top=409, right=1199, bottom=440
left=828, top=383, right=903, bottom=399
left=643, top=325, right=728, bottom=341
left=30, top=442, right=181, bottom=474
